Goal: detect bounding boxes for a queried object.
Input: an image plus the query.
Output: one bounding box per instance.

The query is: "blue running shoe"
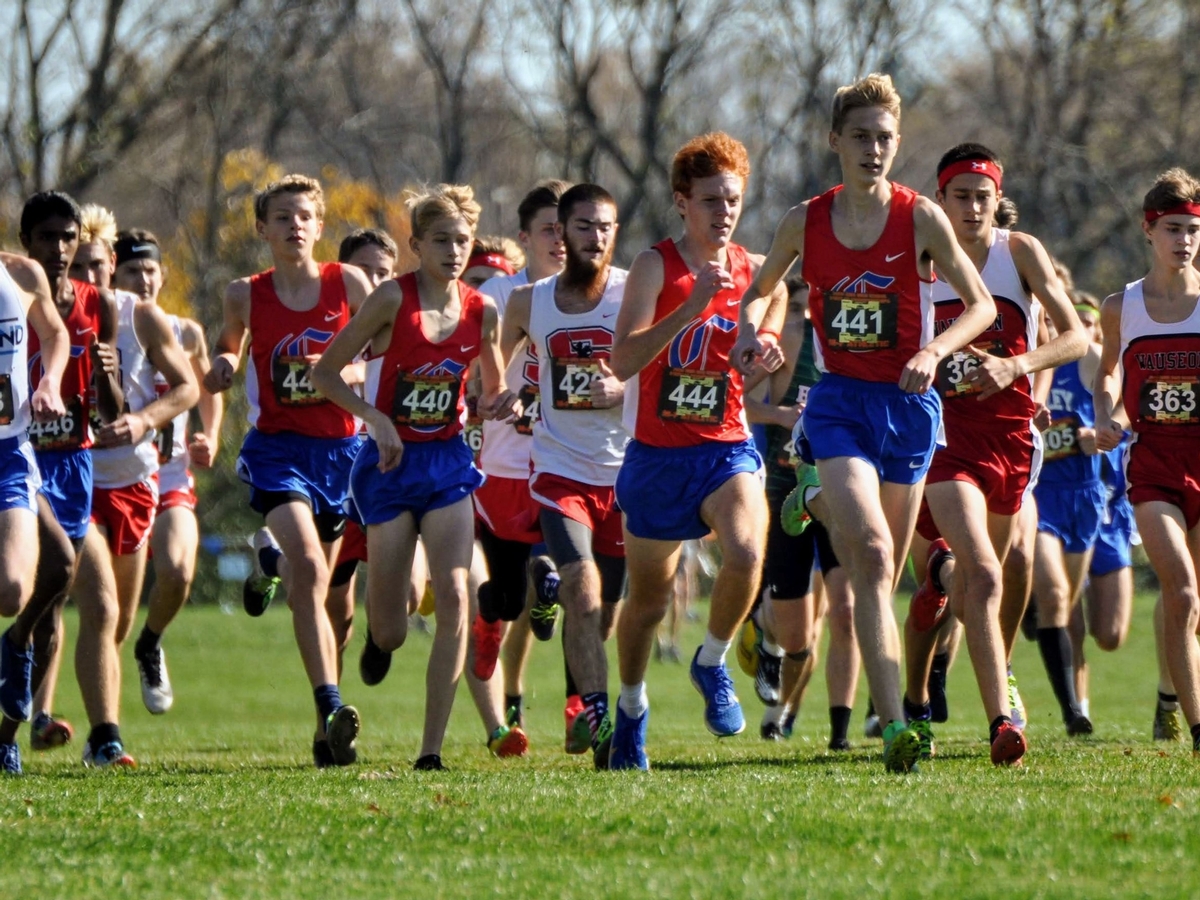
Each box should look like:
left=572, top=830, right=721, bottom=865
left=690, top=648, right=745, bottom=737
left=0, top=742, right=21, bottom=774
left=609, top=705, right=649, bottom=771
left=0, top=628, right=33, bottom=722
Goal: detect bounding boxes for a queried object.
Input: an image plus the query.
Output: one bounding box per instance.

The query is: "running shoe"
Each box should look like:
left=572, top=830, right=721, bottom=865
left=781, top=709, right=797, bottom=739
left=828, top=736, right=851, bottom=752
left=135, top=644, right=173, bottom=715
left=881, top=720, right=921, bottom=773
left=30, top=712, right=73, bottom=751
left=359, top=629, right=392, bottom=686
left=780, top=464, right=821, bottom=537
left=1153, top=702, right=1184, bottom=742
left=990, top=720, right=1027, bottom=767
left=243, top=528, right=282, bottom=617
left=487, top=724, right=529, bottom=758
left=755, top=648, right=783, bottom=706
left=0, top=628, right=33, bottom=723
left=1007, top=671, right=1027, bottom=730
left=909, top=718, right=936, bottom=760
left=414, top=754, right=445, bottom=771
left=761, top=720, right=782, bottom=741
left=736, top=617, right=761, bottom=678
left=0, top=742, right=19, bottom=774
left=1066, top=714, right=1094, bottom=737
left=910, top=539, right=953, bottom=633
left=564, top=695, right=590, bottom=754
left=313, top=739, right=335, bottom=769
left=325, top=705, right=360, bottom=766
left=690, top=648, right=745, bottom=737
left=592, top=709, right=613, bottom=770
left=470, top=614, right=503, bottom=681
left=528, top=558, right=560, bottom=642
left=863, top=700, right=883, bottom=739
left=505, top=704, right=523, bottom=729
left=608, top=705, right=649, bottom=771
left=82, top=741, right=137, bottom=769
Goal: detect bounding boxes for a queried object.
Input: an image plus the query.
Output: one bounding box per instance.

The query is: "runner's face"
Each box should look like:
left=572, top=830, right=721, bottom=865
left=69, top=240, right=115, bottom=289
left=1077, top=309, right=1098, bottom=342
left=412, top=215, right=474, bottom=283
left=115, top=258, right=164, bottom=302
left=1144, top=215, right=1200, bottom=271
left=675, top=172, right=743, bottom=249
left=831, top=106, right=899, bottom=188
left=462, top=264, right=507, bottom=289
left=560, top=201, right=617, bottom=273
left=520, top=205, right=565, bottom=277
left=24, top=215, right=80, bottom=285
left=258, top=193, right=323, bottom=259
left=939, top=173, right=998, bottom=243
left=345, top=244, right=395, bottom=289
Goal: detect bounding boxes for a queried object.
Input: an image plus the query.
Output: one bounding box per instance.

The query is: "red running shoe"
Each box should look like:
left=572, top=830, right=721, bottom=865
left=564, top=694, right=589, bottom=754
left=471, top=615, right=503, bottom=681
left=910, top=538, right=953, bottom=633
left=990, top=720, right=1027, bottom=767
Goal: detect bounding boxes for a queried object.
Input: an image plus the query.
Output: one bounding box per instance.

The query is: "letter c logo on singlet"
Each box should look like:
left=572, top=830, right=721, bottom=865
left=272, top=328, right=333, bottom=406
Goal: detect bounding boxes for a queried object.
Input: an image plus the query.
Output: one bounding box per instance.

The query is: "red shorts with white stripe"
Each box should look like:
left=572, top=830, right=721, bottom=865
left=473, top=474, right=543, bottom=544
left=336, top=520, right=369, bottom=567
left=1127, top=436, right=1200, bottom=530
left=156, top=463, right=197, bottom=513
left=529, top=471, right=624, bottom=558
left=91, top=481, right=158, bottom=556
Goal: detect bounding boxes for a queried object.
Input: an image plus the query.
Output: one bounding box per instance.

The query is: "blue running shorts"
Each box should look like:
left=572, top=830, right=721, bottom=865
left=236, top=429, right=360, bottom=519
left=616, top=438, right=762, bottom=541
left=1034, top=480, right=1106, bottom=555
left=0, top=436, right=40, bottom=516
left=1090, top=491, right=1135, bottom=576
left=795, top=373, right=942, bottom=485
left=349, top=436, right=483, bottom=526
left=36, top=447, right=92, bottom=540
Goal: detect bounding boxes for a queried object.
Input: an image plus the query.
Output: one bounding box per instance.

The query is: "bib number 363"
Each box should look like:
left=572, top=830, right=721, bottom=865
left=1139, top=378, right=1200, bottom=426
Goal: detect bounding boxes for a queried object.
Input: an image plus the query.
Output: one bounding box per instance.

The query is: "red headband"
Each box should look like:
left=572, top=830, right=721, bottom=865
left=1145, top=202, right=1200, bottom=224
left=466, top=252, right=515, bottom=276
left=937, top=158, right=1003, bottom=193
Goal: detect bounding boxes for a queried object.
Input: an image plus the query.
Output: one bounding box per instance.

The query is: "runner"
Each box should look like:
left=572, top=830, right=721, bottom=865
left=898, top=142, right=1086, bottom=766
left=0, top=216, right=72, bottom=774
left=609, top=132, right=787, bottom=770
left=500, top=183, right=628, bottom=767
left=311, top=184, right=520, bottom=770
left=735, top=75, right=998, bottom=772
left=206, top=175, right=371, bottom=767
left=1093, top=168, right=1200, bottom=754
left=463, top=237, right=523, bottom=289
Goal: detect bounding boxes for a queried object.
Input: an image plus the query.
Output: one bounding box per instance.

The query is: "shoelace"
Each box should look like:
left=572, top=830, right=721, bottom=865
left=711, top=666, right=737, bottom=708
left=139, top=649, right=162, bottom=686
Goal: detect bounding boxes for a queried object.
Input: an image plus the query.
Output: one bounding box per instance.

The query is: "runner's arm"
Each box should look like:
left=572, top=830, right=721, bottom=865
left=1092, top=296, right=1125, bottom=452
left=92, top=288, right=124, bottom=423
left=476, top=298, right=517, bottom=421
left=10, top=255, right=68, bottom=420
left=499, top=286, right=533, bottom=368
left=733, top=204, right=806, bottom=374
left=205, top=280, right=250, bottom=393
left=182, top=318, right=223, bottom=468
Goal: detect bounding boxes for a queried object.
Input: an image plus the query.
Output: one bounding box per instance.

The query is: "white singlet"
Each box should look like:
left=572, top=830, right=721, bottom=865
left=479, top=269, right=538, bottom=480
left=0, top=262, right=32, bottom=439
left=93, top=291, right=160, bottom=489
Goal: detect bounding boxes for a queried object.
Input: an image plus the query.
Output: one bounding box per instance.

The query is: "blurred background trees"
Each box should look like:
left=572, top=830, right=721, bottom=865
left=1, top=0, right=1197, bottom=595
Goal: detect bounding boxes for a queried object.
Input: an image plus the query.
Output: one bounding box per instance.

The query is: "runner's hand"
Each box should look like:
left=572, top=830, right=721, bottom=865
left=758, top=335, right=785, bottom=373
left=730, top=333, right=765, bottom=377
left=899, top=347, right=940, bottom=394
left=96, top=412, right=148, bottom=447
left=1093, top=420, right=1123, bottom=453
left=30, top=383, right=66, bottom=421
left=205, top=357, right=235, bottom=393
left=371, top=413, right=404, bottom=472
left=685, top=263, right=736, bottom=316
left=964, top=345, right=1019, bottom=399
left=91, top=341, right=118, bottom=377
left=588, top=360, right=624, bottom=409
left=479, top=389, right=518, bottom=422
left=189, top=432, right=217, bottom=468
left=1033, top=403, right=1051, bottom=432
left=1076, top=426, right=1099, bottom=455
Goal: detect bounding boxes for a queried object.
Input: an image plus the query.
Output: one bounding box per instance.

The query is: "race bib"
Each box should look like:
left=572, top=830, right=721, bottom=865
left=935, top=341, right=1007, bottom=400
left=657, top=368, right=727, bottom=424
left=463, top=398, right=483, bottom=459
left=775, top=435, right=800, bottom=471
left=29, top=395, right=85, bottom=450
left=1139, top=377, right=1200, bottom=426
left=272, top=355, right=323, bottom=406
left=391, top=372, right=458, bottom=428
left=514, top=384, right=540, bottom=435
left=822, top=291, right=899, bottom=350
left=1042, top=416, right=1080, bottom=462
left=550, top=357, right=602, bottom=410
left=0, top=374, right=13, bottom=426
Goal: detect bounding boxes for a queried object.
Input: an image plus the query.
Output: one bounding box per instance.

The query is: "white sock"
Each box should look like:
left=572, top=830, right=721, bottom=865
left=1080, top=698, right=1090, bottom=718
left=763, top=703, right=787, bottom=725
left=619, top=682, right=649, bottom=718
left=762, top=638, right=783, bottom=657
left=696, top=631, right=732, bottom=667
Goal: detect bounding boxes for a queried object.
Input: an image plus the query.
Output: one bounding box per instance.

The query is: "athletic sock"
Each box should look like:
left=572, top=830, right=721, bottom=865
left=1159, top=691, right=1179, bottom=712
left=135, top=625, right=161, bottom=657
left=1036, top=627, right=1082, bottom=722
left=929, top=652, right=950, bottom=722
left=903, top=695, right=932, bottom=723
left=87, top=722, right=121, bottom=754
left=1079, top=698, right=1091, bottom=719
left=582, top=692, right=609, bottom=743
left=258, top=544, right=281, bottom=578
left=618, top=682, right=648, bottom=719
left=313, top=684, right=343, bottom=723
left=505, top=694, right=522, bottom=719
left=696, top=631, right=732, bottom=667
left=989, top=715, right=1013, bottom=744
left=829, top=705, right=852, bottom=744
left=762, top=637, right=784, bottom=658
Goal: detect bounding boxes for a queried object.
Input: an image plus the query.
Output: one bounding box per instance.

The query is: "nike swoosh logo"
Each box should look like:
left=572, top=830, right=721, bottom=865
left=75, top=328, right=93, bottom=336
left=460, top=345, right=476, bottom=352
left=885, top=252, right=906, bottom=263
left=324, top=312, right=341, bottom=322
left=909, top=460, right=923, bottom=468
left=602, top=311, right=617, bottom=318
left=726, top=298, right=740, bottom=306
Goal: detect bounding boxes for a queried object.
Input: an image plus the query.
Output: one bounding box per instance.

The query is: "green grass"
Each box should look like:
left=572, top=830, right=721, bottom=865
left=1, top=593, right=1198, bottom=899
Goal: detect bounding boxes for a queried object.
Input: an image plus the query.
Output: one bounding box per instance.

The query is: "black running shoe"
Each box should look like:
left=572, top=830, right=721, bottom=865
left=761, top=720, right=782, bottom=741
left=359, top=630, right=392, bottom=687
left=828, top=736, right=851, bottom=752
left=313, top=739, right=335, bottom=769
left=414, top=754, right=445, bottom=771
left=529, top=557, right=560, bottom=642
left=1066, top=714, right=1094, bottom=737
left=928, top=659, right=949, bottom=724
left=325, top=705, right=360, bottom=766
left=755, top=651, right=782, bottom=706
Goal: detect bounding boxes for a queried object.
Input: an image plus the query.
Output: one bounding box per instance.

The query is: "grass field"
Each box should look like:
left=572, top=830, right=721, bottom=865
left=0, top=591, right=1197, bottom=899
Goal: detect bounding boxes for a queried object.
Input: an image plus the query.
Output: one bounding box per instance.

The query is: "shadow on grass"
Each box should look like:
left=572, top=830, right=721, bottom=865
left=651, top=745, right=985, bottom=772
